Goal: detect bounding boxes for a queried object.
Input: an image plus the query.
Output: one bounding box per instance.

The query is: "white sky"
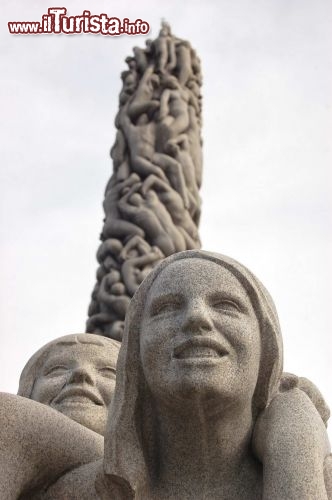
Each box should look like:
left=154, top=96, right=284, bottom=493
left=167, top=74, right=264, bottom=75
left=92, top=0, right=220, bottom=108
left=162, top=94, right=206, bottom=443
left=1, top=0, right=331, bottom=437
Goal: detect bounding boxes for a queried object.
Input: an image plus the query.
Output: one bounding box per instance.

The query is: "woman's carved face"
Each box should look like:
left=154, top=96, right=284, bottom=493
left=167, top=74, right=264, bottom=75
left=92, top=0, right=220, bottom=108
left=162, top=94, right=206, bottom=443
left=140, top=258, right=261, bottom=410
left=31, top=342, right=118, bottom=435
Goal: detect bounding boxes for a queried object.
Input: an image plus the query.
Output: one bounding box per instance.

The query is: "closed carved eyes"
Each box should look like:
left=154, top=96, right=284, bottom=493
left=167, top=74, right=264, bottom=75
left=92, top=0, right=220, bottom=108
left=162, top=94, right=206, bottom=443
left=209, top=298, right=242, bottom=313
left=44, top=365, right=68, bottom=377
left=149, top=295, right=183, bottom=317
left=98, top=366, right=116, bottom=379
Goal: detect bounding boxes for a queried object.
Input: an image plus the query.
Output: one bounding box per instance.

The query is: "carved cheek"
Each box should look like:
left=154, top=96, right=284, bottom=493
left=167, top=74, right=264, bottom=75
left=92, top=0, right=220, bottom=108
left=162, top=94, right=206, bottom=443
left=213, top=314, right=259, bottom=352
left=33, top=377, right=62, bottom=404
left=98, top=379, right=115, bottom=406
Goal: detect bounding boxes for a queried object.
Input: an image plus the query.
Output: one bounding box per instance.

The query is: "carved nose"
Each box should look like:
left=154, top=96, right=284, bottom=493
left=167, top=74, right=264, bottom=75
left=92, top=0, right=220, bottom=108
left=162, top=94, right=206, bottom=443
left=182, top=303, right=213, bottom=334
left=67, top=367, right=94, bottom=385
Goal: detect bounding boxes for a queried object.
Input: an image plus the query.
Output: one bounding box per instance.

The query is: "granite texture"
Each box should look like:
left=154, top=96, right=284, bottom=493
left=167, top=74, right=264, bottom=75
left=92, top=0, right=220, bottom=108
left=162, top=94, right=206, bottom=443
left=0, top=393, right=103, bottom=499
left=18, top=333, right=120, bottom=435
left=1, top=251, right=331, bottom=499
left=104, top=250, right=331, bottom=499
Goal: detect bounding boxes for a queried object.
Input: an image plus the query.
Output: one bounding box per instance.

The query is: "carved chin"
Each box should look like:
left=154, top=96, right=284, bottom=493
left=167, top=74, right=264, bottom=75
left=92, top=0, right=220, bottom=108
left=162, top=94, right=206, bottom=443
left=55, top=405, right=107, bottom=435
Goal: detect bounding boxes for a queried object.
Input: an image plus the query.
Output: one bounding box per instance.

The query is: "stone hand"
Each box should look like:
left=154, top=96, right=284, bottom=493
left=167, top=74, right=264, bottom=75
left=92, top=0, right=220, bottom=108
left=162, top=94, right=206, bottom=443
left=253, top=388, right=330, bottom=499
left=279, top=372, right=330, bottom=425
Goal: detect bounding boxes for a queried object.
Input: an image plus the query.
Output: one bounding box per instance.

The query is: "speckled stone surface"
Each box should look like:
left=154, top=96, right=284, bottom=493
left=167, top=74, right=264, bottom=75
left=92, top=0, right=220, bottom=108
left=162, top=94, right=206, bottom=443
left=18, top=333, right=120, bottom=435
left=0, top=393, right=103, bottom=499
left=103, top=250, right=331, bottom=499
left=0, top=251, right=331, bottom=499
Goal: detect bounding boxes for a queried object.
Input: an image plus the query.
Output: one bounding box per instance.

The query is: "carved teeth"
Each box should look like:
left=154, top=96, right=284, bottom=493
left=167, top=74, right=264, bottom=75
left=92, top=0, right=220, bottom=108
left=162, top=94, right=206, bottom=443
left=173, top=337, right=228, bottom=359
left=176, top=346, right=220, bottom=359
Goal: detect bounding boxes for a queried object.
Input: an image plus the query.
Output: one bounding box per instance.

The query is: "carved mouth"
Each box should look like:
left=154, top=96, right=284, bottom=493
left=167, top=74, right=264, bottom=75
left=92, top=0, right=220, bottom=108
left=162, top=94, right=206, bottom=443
left=173, top=337, right=228, bottom=360
left=54, top=387, right=103, bottom=406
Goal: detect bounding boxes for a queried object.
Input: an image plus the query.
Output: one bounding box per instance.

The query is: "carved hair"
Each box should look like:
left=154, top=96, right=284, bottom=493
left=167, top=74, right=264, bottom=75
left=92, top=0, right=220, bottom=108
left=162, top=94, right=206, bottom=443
left=104, top=250, right=283, bottom=492
left=18, top=333, right=120, bottom=399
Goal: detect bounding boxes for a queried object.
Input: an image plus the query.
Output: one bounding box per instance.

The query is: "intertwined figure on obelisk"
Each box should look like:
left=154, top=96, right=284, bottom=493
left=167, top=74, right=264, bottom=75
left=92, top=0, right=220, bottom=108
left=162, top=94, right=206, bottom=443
left=87, top=23, right=203, bottom=340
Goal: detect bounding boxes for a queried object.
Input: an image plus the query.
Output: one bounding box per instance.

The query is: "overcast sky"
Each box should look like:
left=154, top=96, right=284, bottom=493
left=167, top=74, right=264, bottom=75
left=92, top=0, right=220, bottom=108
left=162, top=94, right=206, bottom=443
left=1, top=0, right=331, bottom=436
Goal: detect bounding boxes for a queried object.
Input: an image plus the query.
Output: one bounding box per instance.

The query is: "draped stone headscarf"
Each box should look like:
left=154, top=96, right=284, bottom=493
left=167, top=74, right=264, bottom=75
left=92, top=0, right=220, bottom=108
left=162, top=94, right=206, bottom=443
left=104, top=250, right=283, bottom=494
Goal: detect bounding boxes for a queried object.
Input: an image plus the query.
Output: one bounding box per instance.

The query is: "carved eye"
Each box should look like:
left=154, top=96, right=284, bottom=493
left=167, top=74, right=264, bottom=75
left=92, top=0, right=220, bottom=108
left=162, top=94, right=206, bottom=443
left=151, top=298, right=181, bottom=316
left=211, top=299, right=241, bottom=313
left=98, top=367, right=116, bottom=379
left=45, top=365, right=68, bottom=377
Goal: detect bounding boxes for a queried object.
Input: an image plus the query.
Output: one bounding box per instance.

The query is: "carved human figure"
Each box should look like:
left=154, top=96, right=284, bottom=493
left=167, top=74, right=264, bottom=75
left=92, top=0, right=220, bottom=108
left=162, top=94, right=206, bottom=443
left=87, top=25, right=203, bottom=337
left=153, top=22, right=176, bottom=74
left=187, top=77, right=201, bottom=103
left=157, top=77, right=191, bottom=145
left=18, top=333, right=120, bottom=436
left=119, top=235, right=152, bottom=261
left=118, top=183, right=187, bottom=255
left=164, top=136, right=201, bottom=222
left=132, top=46, right=149, bottom=75
left=110, top=129, right=126, bottom=171
left=110, top=129, right=131, bottom=182
left=0, top=251, right=331, bottom=499
left=98, top=270, right=131, bottom=320
left=87, top=244, right=127, bottom=337
left=174, top=41, right=193, bottom=87
left=141, top=174, right=200, bottom=246
left=119, top=102, right=189, bottom=207
left=126, top=65, right=160, bottom=123
left=97, top=238, right=123, bottom=269
left=187, top=104, right=203, bottom=188
left=102, top=173, right=145, bottom=241
left=87, top=280, right=123, bottom=336
left=119, top=70, right=137, bottom=105
left=121, top=245, right=164, bottom=296
left=103, top=250, right=331, bottom=499
left=115, top=236, right=165, bottom=296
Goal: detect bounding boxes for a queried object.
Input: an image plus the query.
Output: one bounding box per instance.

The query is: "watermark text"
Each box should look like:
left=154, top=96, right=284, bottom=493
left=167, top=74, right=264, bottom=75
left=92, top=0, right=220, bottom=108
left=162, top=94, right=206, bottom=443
left=8, top=8, right=150, bottom=36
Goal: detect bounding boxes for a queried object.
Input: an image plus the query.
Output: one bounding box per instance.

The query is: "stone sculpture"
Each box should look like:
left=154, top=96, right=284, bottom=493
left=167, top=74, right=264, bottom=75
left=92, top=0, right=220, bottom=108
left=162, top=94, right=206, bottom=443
left=2, top=21, right=331, bottom=500
left=0, top=392, right=104, bottom=499
left=1, top=251, right=331, bottom=499
left=86, top=22, right=202, bottom=340
left=18, top=333, right=120, bottom=435
left=103, top=250, right=332, bottom=499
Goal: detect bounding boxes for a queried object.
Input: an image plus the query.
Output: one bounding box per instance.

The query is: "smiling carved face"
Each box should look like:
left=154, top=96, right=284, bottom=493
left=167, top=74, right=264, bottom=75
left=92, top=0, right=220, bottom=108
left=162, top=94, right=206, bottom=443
left=140, top=258, right=261, bottom=411
left=30, top=342, right=118, bottom=435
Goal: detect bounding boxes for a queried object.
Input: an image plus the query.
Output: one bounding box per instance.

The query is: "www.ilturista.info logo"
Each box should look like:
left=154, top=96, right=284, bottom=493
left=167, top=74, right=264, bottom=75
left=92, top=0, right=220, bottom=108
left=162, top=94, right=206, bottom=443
left=8, top=8, right=150, bottom=35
